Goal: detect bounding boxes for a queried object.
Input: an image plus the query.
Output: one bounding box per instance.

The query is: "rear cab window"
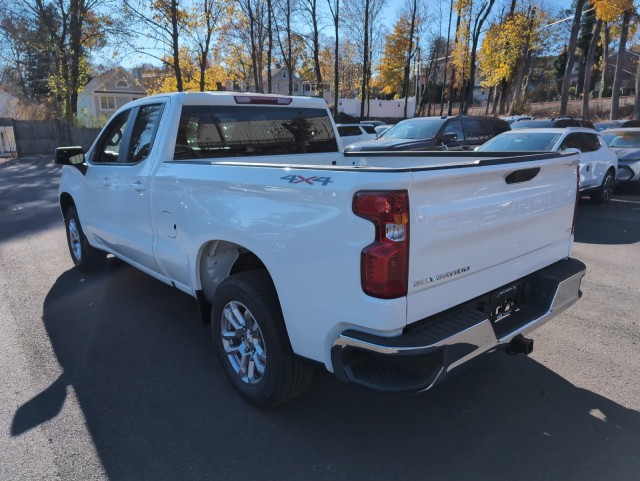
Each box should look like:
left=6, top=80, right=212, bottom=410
left=174, top=105, right=338, bottom=159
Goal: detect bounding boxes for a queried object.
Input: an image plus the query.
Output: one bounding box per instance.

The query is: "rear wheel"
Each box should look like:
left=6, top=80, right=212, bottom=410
left=64, top=206, right=106, bottom=271
left=592, top=170, right=615, bottom=204
left=211, top=271, right=314, bottom=407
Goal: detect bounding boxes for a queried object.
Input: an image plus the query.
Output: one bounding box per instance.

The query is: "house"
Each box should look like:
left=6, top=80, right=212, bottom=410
left=0, top=91, right=19, bottom=118
left=77, top=67, right=147, bottom=126
left=240, top=66, right=333, bottom=104
left=0, top=118, right=16, bottom=157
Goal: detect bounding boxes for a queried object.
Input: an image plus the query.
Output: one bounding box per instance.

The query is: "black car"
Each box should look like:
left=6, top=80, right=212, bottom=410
left=343, top=115, right=510, bottom=152
left=510, top=116, right=595, bottom=130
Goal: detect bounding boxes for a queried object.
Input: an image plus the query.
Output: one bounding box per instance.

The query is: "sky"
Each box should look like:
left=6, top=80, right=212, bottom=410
left=108, top=0, right=576, bottom=70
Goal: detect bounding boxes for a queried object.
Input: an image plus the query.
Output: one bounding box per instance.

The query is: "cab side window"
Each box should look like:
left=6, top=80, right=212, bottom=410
left=128, top=104, right=164, bottom=163
left=443, top=119, right=465, bottom=141
left=93, top=110, right=131, bottom=163
left=560, top=133, right=581, bottom=151
left=561, top=133, right=600, bottom=152
left=462, top=119, right=491, bottom=142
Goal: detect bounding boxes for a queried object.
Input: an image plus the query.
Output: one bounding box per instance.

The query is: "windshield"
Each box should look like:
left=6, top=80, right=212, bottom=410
left=478, top=132, right=561, bottom=151
left=602, top=130, right=640, bottom=148
left=379, top=118, right=443, bottom=140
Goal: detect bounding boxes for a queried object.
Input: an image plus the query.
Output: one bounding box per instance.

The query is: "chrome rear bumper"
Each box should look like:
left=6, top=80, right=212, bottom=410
left=331, top=258, right=586, bottom=393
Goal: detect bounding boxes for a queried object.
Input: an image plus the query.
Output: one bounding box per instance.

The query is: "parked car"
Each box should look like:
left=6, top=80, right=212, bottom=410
left=594, top=119, right=640, bottom=131
left=336, top=123, right=377, bottom=146
left=511, top=117, right=595, bottom=130
left=374, top=124, right=391, bottom=136
left=601, top=127, right=640, bottom=190
left=344, top=115, right=510, bottom=152
left=477, top=127, right=617, bottom=203
left=500, top=115, right=533, bottom=125
left=360, top=120, right=386, bottom=127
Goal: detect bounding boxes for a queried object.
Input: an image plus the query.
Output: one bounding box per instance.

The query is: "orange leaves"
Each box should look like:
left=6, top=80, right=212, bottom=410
left=593, top=0, right=634, bottom=22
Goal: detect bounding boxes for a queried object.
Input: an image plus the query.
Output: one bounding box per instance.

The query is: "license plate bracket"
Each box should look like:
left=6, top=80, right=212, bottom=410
left=490, top=284, right=521, bottom=322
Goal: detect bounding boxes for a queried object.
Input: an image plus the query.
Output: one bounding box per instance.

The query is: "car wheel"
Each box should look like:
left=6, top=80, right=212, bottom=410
left=211, top=270, right=314, bottom=407
left=592, top=170, right=615, bottom=204
left=64, top=206, right=106, bottom=271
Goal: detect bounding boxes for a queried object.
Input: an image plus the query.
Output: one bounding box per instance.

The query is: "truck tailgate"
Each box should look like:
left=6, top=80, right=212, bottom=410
left=406, top=153, right=578, bottom=324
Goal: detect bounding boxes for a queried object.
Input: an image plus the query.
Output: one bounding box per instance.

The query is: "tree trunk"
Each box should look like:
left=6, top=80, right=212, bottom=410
left=581, top=19, right=602, bottom=119
left=611, top=10, right=630, bottom=119
left=403, top=0, right=418, bottom=118
left=170, top=0, right=183, bottom=92
left=360, top=0, right=370, bottom=119
left=446, top=12, right=462, bottom=116
left=559, top=0, right=586, bottom=116
left=509, top=6, right=535, bottom=115
left=464, top=0, right=496, bottom=114
left=311, top=0, right=323, bottom=97
left=599, top=23, right=610, bottom=99
left=330, top=0, right=339, bottom=117
left=634, top=47, right=640, bottom=119
left=267, top=0, right=273, bottom=93
left=287, top=0, right=293, bottom=94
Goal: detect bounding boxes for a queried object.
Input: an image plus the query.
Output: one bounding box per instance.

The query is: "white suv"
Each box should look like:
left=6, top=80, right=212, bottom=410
left=336, top=123, right=377, bottom=148
left=478, top=127, right=618, bottom=203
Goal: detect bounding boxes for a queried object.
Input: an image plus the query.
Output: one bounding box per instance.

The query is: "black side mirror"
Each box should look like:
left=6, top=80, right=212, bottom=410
left=441, top=132, right=457, bottom=144
left=55, top=146, right=85, bottom=166
left=55, top=146, right=87, bottom=174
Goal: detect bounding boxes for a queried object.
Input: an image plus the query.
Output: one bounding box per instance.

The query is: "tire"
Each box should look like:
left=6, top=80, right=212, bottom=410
left=64, top=206, right=106, bottom=271
left=211, top=270, right=314, bottom=407
left=592, top=170, right=615, bottom=204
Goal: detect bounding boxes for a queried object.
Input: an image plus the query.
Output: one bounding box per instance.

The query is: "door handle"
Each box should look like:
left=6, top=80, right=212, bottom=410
left=100, top=178, right=111, bottom=187
left=131, top=181, right=146, bottom=192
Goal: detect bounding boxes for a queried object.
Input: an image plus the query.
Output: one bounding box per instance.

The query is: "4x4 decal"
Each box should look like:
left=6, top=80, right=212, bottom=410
left=281, top=175, right=333, bottom=186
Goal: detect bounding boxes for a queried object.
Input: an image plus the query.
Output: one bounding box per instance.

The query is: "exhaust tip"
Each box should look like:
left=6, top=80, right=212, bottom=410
left=506, top=334, right=534, bottom=356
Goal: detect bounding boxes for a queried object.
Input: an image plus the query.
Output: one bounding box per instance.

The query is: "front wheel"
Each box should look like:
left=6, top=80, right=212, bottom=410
left=211, top=271, right=314, bottom=407
left=592, top=170, right=615, bottom=204
left=64, top=206, right=106, bottom=271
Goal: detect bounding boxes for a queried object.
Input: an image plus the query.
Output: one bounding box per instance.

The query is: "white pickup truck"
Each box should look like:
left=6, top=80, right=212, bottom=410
left=56, top=92, right=586, bottom=406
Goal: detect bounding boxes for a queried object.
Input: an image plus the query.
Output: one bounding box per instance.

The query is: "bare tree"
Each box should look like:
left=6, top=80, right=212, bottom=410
left=559, top=0, right=587, bottom=116
left=7, top=0, right=121, bottom=119
left=326, top=0, right=340, bottom=116
left=185, top=0, right=229, bottom=92
left=298, top=0, right=324, bottom=97
left=124, top=0, right=188, bottom=91
left=344, top=0, right=387, bottom=119
left=462, top=0, right=496, bottom=114
left=611, top=9, right=631, bottom=119
left=581, top=18, right=602, bottom=119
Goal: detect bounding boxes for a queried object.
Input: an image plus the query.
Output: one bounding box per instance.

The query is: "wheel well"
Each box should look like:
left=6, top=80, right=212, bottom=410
left=60, top=192, right=75, bottom=215
left=198, top=240, right=270, bottom=323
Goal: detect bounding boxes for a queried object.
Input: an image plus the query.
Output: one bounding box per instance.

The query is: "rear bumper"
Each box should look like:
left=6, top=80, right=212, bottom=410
left=331, top=258, right=586, bottom=393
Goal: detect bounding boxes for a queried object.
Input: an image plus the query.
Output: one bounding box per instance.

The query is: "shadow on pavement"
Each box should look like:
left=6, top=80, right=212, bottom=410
left=574, top=193, right=640, bottom=245
left=0, top=156, right=61, bottom=243
left=16, top=261, right=640, bottom=480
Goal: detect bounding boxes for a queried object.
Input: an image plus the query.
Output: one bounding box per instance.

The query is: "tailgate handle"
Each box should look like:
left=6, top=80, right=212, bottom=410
left=505, top=168, right=540, bottom=184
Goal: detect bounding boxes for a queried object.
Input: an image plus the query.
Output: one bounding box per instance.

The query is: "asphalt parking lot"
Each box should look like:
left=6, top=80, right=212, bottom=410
left=1, top=156, right=639, bottom=481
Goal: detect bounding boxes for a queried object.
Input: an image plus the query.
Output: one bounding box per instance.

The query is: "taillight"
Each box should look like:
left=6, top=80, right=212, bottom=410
left=234, top=95, right=292, bottom=105
left=353, top=191, right=409, bottom=299
left=572, top=164, right=580, bottom=235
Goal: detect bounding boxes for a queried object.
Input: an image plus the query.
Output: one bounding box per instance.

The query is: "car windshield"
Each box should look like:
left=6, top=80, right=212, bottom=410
left=602, top=130, right=640, bottom=148
left=478, top=132, right=561, bottom=151
left=379, top=118, right=443, bottom=139
left=510, top=120, right=555, bottom=129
